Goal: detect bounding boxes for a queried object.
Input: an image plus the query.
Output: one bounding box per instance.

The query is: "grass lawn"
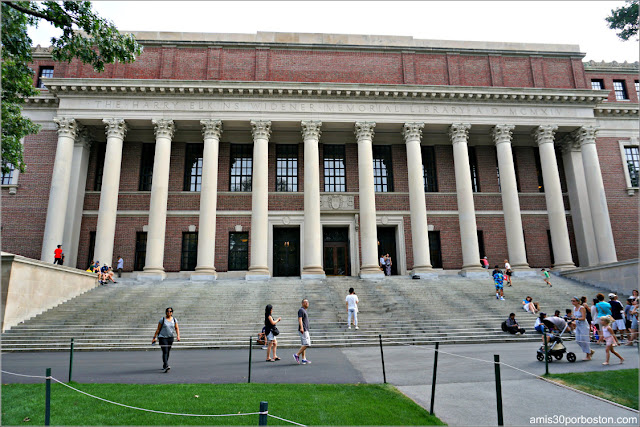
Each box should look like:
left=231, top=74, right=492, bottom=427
left=547, top=369, right=638, bottom=410
left=1, top=383, right=445, bottom=425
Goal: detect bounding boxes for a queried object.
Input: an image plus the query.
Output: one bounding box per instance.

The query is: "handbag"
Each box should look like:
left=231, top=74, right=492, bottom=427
left=271, top=325, right=280, bottom=336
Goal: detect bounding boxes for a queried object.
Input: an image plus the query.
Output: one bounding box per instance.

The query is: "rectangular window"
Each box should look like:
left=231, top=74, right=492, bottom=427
left=134, top=232, right=147, bottom=271
left=624, top=146, right=640, bottom=187
left=1, top=163, right=15, bottom=185
left=373, top=145, right=393, bottom=192
left=323, top=145, right=346, bottom=192
left=138, top=143, right=155, bottom=191
left=87, top=231, right=96, bottom=269
left=229, top=232, right=249, bottom=271
left=180, top=232, right=198, bottom=271
left=635, top=80, right=639, bottom=96
left=613, top=80, right=628, bottom=100
left=275, top=144, right=298, bottom=192
left=534, top=147, right=544, bottom=192
left=94, top=143, right=107, bottom=191
left=37, top=66, right=54, bottom=89
left=422, top=146, right=438, bottom=192
left=477, top=230, right=486, bottom=260
left=230, top=144, right=252, bottom=192
left=468, top=146, right=480, bottom=192
left=547, top=230, right=555, bottom=265
left=183, top=143, right=204, bottom=191
left=590, top=79, right=604, bottom=90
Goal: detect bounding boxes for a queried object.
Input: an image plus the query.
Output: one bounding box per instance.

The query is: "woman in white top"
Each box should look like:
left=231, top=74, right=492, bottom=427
left=571, top=297, right=593, bottom=360
left=504, top=259, right=512, bottom=286
left=346, top=288, right=359, bottom=330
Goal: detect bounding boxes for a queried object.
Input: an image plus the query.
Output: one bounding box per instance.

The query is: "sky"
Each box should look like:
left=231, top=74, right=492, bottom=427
left=27, top=1, right=639, bottom=62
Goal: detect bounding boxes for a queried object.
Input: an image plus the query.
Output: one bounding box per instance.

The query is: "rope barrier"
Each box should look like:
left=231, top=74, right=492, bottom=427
left=268, top=414, right=307, bottom=426
left=1, top=370, right=49, bottom=379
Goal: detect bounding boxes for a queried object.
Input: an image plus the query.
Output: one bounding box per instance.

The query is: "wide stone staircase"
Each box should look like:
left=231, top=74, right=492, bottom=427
left=1, top=274, right=615, bottom=352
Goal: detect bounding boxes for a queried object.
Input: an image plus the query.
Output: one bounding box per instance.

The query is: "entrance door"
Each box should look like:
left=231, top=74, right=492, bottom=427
left=428, top=230, right=443, bottom=268
left=377, top=226, right=398, bottom=275
left=273, top=227, right=300, bottom=277
left=323, top=227, right=350, bottom=276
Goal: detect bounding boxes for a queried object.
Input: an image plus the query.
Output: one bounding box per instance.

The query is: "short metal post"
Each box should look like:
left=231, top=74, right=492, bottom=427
left=259, top=401, right=268, bottom=425
left=378, top=334, right=386, bottom=384
left=248, top=336, right=253, bottom=384
left=45, top=368, right=51, bottom=426
left=429, top=342, right=439, bottom=415
left=494, top=355, right=504, bottom=426
left=543, top=326, right=549, bottom=375
left=68, top=338, right=74, bottom=383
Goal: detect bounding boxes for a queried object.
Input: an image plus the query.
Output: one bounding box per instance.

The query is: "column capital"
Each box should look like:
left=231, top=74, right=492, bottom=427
left=75, top=125, right=92, bottom=150
left=250, top=120, right=272, bottom=140
left=558, top=135, right=581, bottom=154
left=531, top=125, right=558, bottom=146
left=402, top=122, right=424, bottom=142
left=571, top=126, right=599, bottom=147
left=355, top=121, right=376, bottom=142
left=102, top=118, right=128, bottom=140
left=491, top=124, right=515, bottom=145
left=449, top=123, right=470, bottom=143
left=201, top=119, right=223, bottom=139
left=301, top=120, right=322, bottom=140
left=152, top=119, right=175, bottom=139
left=53, top=117, right=78, bottom=138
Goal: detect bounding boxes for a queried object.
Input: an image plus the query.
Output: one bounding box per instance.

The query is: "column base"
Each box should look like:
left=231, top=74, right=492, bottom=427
left=301, top=267, right=326, bottom=280
left=411, top=266, right=438, bottom=279
left=359, top=265, right=385, bottom=279
left=191, top=268, right=217, bottom=281
left=246, top=267, right=271, bottom=281
left=138, top=269, right=166, bottom=281
left=511, top=268, right=539, bottom=277
left=552, top=262, right=576, bottom=272
left=459, top=266, right=488, bottom=278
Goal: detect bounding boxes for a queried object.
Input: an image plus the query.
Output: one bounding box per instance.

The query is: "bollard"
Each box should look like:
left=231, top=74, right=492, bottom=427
left=45, top=368, right=51, bottom=426
left=543, top=327, right=549, bottom=375
left=259, top=401, right=268, bottom=425
left=493, top=355, right=504, bottom=426
left=68, top=338, right=74, bottom=383
left=248, top=336, right=253, bottom=384
left=429, top=342, right=439, bottom=415
left=378, top=334, right=386, bottom=384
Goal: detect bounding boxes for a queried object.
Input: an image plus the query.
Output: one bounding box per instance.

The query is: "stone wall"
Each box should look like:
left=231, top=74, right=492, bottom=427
left=559, top=259, right=639, bottom=295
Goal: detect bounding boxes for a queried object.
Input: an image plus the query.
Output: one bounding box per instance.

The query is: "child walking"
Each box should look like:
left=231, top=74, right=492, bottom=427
left=541, top=268, right=552, bottom=287
left=598, top=315, right=624, bottom=365
left=493, top=269, right=505, bottom=301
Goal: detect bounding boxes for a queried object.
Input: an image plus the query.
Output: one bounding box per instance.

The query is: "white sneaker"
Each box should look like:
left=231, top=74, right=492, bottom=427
left=355, top=326, right=359, bottom=330
left=348, top=326, right=351, bottom=329
left=500, top=297, right=505, bottom=301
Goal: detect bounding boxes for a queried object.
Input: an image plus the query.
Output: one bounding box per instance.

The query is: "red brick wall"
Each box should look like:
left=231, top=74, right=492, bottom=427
left=584, top=72, right=639, bottom=102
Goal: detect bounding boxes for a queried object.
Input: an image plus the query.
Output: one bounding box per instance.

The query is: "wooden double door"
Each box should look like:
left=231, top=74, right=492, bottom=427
left=273, top=227, right=300, bottom=277
left=323, top=227, right=350, bottom=276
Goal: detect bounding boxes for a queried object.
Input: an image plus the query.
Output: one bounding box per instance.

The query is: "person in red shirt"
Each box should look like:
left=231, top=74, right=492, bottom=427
left=53, top=245, right=64, bottom=265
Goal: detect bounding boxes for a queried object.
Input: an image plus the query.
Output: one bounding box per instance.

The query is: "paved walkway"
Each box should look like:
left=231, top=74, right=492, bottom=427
left=2, top=342, right=638, bottom=426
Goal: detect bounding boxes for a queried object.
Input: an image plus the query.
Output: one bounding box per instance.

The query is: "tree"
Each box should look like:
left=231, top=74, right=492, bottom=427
left=605, top=0, right=639, bottom=41
left=1, top=1, right=142, bottom=175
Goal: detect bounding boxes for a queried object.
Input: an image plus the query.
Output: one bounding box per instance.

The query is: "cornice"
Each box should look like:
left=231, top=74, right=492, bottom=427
left=583, top=60, right=639, bottom=74
left=23, top=94, right=59, bottom=106
left=594, top=104, right=639, bottom=118
left=41, top=77, right=609, bottom=106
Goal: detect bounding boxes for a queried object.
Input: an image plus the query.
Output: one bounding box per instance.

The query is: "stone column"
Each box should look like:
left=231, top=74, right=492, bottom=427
left=93, top=119, right=127, bottom=268
left=41, top=117, right=78, bottom=262
left=450, top=123, right=484, bottom=276
left=560, top=138, right=599, bottom=267
left=355, top=122, right=384, bottom=279
left=62, top=127, right=91, bottom=268
left=402, top=122, right=435, bottom=278
left=573, top=126, right=617, bottom=264
left=492, top=125, right=529, bottom=271
left=532, top=125, right=575, bottom=270
left=246, top=120, right=271, bottom=280
left=301, top=120, right=326, bottom=279
left=192, top=120, right=222, bottom=281
left=141, top=119, right=175, bottom=280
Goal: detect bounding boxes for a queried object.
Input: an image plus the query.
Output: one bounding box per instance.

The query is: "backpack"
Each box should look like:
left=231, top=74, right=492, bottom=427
left=501, top=321, right=508, bottom=332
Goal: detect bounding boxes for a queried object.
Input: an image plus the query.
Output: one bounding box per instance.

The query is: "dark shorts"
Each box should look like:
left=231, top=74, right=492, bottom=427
left=506, top=270, right=512, bottom=276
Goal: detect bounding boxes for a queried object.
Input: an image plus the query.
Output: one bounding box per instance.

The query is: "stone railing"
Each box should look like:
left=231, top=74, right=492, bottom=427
left=558, top=259, right=639, bottom=296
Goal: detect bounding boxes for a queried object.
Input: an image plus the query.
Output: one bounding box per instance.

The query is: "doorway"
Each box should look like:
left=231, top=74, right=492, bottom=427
left=323, top=227, right=350, bottom=276
left=428, top=230, right=443, bottom=268
left=273, top=227, right=300, bottom=277
left=377, top=226, right=398, bottom=275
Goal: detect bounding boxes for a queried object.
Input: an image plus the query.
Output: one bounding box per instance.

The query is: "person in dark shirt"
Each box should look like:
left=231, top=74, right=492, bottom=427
left=505, top=313, right=525, bottom=335
left=608, top=294, right=625, bottom=341
left=293, top=299, right=311, bottom=365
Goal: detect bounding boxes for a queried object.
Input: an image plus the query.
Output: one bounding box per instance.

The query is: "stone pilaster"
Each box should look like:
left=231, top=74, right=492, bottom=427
left=402, top=122, right=435, bottom=278
left=41, top=117, right=78, bottom=262
left=140, top=119, right=175, bottom=280
left=355, top=122, right=384, bottom=279
left=246, top=120, right=272, bottom=280
left=93, top=119, right=127, bottom=268
left=532, top=125, right=575, bottom=270
left=572, top=126, right=617, bottom=264
left=301, top=120, right=326, bottom=279
left=192, top=119, right=223, bottom=281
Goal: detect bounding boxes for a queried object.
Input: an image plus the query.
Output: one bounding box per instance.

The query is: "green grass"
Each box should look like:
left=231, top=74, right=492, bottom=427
left=547, top=369, right=638, bottom=410
left=1, top=383, right=445, bottom=426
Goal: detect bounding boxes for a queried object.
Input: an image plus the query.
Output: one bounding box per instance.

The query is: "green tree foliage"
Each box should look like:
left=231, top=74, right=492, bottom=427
left=605, top=0, right=639, bottom=41
left=1, top=1, right=142, bottom=175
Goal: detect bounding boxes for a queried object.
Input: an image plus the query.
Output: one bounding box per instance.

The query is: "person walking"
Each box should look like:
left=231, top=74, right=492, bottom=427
left=608, top=294, right=625, bottom=342
left=598, top=315, right=624, bottom=365
left=116, top=256, right=124, bottom=278
left=264, top=304, right=281, bottom=362
left=504, top=259, right=513, bottom=286
left=541, top=268, right=552, bottom=287
left=571, top=297, right=593, bottom=361
left=152, top=307, right=180, bottom=372
left=346, top=287, right=359, bottom=330
left=493, top=268, right=505, bottom=300
left=625, top=297, right=638, bottom=346
left=53, top=245, right=64, bottom=265
left=384, top=253, right=392, bottom=276
left=294, top=299, right=311, bottom=365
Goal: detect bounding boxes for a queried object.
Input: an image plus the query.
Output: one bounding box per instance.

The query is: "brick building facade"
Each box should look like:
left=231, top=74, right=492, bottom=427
left=1, top=32, right=638, bottom=279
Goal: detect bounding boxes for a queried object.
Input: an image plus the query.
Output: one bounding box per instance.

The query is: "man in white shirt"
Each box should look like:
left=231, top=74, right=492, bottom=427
left=379, top=255, right=386, bottom=275
left=346, top=288, right=359, bottom=330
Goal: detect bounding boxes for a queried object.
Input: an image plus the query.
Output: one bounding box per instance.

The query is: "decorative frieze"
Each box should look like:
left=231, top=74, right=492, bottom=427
left=53, top=117, right=78, bottom=138
left=355, top=121, right=376, bottom=142
left=250, top=120, right=272, bottom=140
left=152, top=119, right=175, bottom=139
left=449, top=123, right=470, bottom=144
left=301, top=120, right=322, bottom=140
left=201, top=119, right=223, bottom=139
left=491, top=124, right=515, bottom=145
left=103, top=118, right=128, bottom=139
left=532, top=125, right=558, bottom=146
left=320, top=195, right=355, bottom=211
left=402, top=122, right=424, bottom=141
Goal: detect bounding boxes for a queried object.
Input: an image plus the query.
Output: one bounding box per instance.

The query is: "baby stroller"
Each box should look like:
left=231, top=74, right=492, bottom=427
left=536, top=322, right=576, bottom=363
